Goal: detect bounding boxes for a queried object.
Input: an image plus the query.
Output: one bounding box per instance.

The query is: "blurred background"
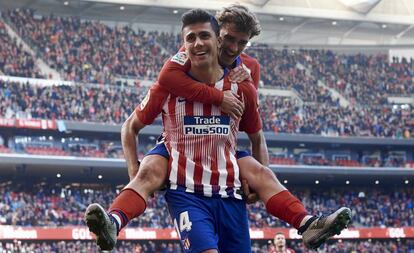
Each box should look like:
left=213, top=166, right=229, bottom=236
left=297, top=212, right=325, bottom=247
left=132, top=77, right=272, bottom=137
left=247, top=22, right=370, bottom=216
left=0, top=0, right=413, bottom=252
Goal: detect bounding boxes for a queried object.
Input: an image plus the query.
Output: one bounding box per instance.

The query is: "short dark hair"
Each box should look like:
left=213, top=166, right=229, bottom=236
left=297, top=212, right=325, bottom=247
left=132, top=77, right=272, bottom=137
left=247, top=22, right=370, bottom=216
left=181, top=9, right=220, bottom=36
left=216, top=4, right=261, bottom=38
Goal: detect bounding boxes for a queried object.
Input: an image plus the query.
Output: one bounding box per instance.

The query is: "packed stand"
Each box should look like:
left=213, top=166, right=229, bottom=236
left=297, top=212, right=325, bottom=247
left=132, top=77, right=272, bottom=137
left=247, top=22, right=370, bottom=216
left=1, top=183, right=413, bottom=228
left=247, top=187, right=414, bottom=228
left=301, top=50, right=414, bottom=105
left=3, top=9, right=170, bottom=83
left=0, top=79, right=149, bottom=124
left=0, top=21, right=44, bottom=78
left=259, top=94, right=412, bottom=138
left=1, top=239, right=413, bottom=253
left=0, top=240, right=182, bottom=253
left=256, top=239, right=414, bottom=253
left=156, top=31, right=182, bottom=54
left=245, top=45, right=321, bottom=101
left=1, top=79, right=412, bottom=137
left=0, top=183, right=171, bottom=228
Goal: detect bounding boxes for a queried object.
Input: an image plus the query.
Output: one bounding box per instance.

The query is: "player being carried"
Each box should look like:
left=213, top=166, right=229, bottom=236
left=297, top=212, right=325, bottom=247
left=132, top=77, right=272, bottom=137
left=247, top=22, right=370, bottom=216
left=85, top=5, right=351, bottom=252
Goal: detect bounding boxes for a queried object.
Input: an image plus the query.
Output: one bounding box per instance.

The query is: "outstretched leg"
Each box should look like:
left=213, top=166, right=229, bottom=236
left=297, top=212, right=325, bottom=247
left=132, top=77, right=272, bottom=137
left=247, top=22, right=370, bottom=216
left=85, top=154, right=168, bottom=250
left=238, top=156, right=351, bottom=250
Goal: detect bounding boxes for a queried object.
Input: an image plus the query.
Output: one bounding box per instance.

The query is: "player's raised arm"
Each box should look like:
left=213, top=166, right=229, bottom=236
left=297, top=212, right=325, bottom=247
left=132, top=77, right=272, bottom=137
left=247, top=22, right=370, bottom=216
left=158, top=51, right=244, bottom=118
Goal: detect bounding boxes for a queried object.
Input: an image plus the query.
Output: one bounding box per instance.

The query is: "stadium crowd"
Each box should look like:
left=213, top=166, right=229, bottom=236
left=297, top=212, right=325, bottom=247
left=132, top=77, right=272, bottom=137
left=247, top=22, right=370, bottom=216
left=0, top=22, right=44, bottom=78
left=300, top=49, right=414, bottom=105
left=0, top=9, right=412, bottom=138
left=0, top=240, right=182, bottom=253
left=0, top=79, right=412, bottom=137
left=3, top=9, right=170, bottom=83
left=1, top=183, right=413, bottom=228
left=0, top=239, right=413, bottom=253
left=0, top=80, right=147, bottom=124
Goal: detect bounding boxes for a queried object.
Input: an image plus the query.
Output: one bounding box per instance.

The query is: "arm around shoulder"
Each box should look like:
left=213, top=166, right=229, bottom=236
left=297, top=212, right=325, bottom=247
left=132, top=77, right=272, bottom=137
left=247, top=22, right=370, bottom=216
left=158, top=53, right=223, bottom=105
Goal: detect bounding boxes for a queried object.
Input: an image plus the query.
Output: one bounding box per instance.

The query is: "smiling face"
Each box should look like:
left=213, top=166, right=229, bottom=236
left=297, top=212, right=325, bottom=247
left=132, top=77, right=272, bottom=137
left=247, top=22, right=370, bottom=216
left=182, top=22, right=219, bottom=69
left=218, top=22, right=250, bottom=67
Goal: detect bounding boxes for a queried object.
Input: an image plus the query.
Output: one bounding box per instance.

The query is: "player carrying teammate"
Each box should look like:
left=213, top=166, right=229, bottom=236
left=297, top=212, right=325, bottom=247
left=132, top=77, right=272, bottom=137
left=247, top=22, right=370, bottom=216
left=85, top=5, right=351, bottom=251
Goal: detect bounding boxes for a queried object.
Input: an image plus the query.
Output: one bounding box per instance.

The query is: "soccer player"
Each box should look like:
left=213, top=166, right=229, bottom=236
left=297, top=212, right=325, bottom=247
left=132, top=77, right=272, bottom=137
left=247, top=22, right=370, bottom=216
left=85, top=5, right=351, bottom=251
left=100, top=9, right=256, bottom=252
left=268, top=233, right=295, bottom=253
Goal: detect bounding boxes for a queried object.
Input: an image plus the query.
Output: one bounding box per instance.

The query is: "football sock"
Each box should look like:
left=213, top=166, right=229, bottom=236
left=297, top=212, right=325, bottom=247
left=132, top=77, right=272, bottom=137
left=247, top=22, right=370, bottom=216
left=108, top=188, right=147, bottom=232
left=265, top=190, right=308, bottom=229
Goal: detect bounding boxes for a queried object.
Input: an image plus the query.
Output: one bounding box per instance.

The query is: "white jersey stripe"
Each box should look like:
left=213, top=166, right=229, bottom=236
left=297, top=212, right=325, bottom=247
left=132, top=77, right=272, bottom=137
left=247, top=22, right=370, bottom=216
left=215, top=79, right=224, bottom=90
left=217, top=147, right=228, bottom=197
left=165, top=78, right=243, bottom=199
left=230, top=152, right=242, bottom=199
left=169, top=148, right=180, bottom=190
left=184, top=159, right=195, bottom=193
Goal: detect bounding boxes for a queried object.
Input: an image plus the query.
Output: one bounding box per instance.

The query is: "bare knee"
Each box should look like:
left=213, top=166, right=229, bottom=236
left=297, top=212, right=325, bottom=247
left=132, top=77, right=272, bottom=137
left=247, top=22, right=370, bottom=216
left=258, top=166, right=278, bottom=182
left=136, top=155, right=168, bottom=187
left=126, top=155, right=168, bottom=199
left=242, top=163, right=277, bottom=185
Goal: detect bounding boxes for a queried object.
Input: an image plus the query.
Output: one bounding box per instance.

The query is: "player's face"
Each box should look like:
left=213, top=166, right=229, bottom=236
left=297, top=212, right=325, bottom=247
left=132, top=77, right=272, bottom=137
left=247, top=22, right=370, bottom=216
left=182, top=22, right=219, bottom=69
left=274, top=234, right=286, bottom=248
left=219, top=22, right=250, bottom=67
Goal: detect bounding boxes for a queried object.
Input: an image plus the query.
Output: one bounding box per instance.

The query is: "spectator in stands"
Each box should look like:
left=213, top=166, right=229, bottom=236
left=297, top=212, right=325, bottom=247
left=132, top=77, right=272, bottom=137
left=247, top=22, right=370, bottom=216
left=268, top=233, right=295, bottom=253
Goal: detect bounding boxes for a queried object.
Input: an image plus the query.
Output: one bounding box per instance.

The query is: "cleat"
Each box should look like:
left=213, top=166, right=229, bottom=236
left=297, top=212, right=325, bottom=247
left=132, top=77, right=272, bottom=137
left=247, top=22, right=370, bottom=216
left=299, top=207, right=352, bottom=250
left=84, top=203, right=118, bottom=250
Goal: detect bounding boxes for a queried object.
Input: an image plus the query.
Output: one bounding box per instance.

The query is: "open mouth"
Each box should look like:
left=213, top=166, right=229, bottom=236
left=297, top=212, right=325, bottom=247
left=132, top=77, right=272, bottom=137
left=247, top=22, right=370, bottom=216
left=225, top=52, right=236, bottom=58
left=194, top=51, right=207, bottom=56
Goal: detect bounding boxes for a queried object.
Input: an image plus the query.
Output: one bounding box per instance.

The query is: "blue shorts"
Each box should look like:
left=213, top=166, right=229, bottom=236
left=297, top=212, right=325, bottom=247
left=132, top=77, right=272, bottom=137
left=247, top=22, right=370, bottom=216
left=165, top=189, right=251, bottom=253
left=146, top=141, right=170, bottom=159
left=146, top=142, right=250, bottom=160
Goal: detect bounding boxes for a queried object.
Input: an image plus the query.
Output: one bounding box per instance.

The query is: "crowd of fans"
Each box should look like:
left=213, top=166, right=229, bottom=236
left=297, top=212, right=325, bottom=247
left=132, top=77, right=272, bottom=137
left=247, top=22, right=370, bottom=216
left=0, top=21, right=44, bottom=78
left=1, top=79, right=412, bottom=137
left=284, top=239, right=414, bottom=253
left=300, top=50, right=414, bottom=105
left=1, top=239, right=413, bottom=253
left=0, top=80, right=147, bottom=124
left=258, top=92, right=410, bottom=137
left=3, top=9, right=170, bottom=83
left=0, top=240, right=182, bottom=253
left=1, top=182, right=413, bottom=228
left=0, top=9, right=412, bottom=138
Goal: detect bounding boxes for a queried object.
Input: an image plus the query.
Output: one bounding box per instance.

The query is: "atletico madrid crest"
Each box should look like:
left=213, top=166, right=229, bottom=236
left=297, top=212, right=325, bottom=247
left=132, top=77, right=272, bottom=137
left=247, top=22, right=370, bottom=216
left=182, top=237, right=191, bottom=250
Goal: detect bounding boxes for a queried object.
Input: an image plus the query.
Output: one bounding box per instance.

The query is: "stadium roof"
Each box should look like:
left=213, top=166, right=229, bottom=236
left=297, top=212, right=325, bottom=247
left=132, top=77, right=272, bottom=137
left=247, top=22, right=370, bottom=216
left=2, top=0, right=414, bottom=46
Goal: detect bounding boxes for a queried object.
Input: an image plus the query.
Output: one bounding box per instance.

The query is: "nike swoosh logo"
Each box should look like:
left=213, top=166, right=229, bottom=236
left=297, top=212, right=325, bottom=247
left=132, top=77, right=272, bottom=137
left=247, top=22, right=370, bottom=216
left=178, top=98, right=186, bottom=102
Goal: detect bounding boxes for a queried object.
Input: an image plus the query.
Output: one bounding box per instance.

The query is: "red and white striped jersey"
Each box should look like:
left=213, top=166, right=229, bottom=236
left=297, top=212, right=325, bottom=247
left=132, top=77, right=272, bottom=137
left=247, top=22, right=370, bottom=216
left=136, top=77, right=261, bottom=199
left=239, top=53, right=260, bottom=90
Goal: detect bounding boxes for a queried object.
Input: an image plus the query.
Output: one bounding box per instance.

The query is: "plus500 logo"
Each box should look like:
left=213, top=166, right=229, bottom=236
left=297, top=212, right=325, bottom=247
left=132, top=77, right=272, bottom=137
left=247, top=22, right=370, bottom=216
left=183, top=116, right=230, bottom=135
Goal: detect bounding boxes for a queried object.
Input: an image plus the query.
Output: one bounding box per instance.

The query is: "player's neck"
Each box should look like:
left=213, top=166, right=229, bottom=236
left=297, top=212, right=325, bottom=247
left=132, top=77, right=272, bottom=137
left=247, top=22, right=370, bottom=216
left=189, top=61, right=223, bottom=84
left=276, top=246, right=286, bottom=253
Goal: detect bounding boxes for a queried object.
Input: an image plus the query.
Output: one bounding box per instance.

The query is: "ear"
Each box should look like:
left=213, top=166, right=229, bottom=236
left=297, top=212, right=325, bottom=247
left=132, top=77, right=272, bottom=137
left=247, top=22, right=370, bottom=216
left=217, top=36, right=223, bottom=49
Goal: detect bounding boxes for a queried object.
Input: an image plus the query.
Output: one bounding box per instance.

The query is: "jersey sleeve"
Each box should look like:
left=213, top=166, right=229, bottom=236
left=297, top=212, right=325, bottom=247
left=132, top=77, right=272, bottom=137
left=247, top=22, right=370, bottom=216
left=238, top=81, right=262, bottom=134
left=135, top=84, right=169, bottom=125
left=157, top=51, right=224, bottom=106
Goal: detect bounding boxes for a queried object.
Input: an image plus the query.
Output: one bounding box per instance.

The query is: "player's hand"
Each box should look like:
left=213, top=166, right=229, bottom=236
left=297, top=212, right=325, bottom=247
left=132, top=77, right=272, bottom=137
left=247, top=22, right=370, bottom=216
left=220, top=90, right=244, bottom=119
left=242, top=179, right=259, bottom=204
left=228, top=65, right=252, bottom=83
